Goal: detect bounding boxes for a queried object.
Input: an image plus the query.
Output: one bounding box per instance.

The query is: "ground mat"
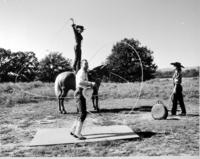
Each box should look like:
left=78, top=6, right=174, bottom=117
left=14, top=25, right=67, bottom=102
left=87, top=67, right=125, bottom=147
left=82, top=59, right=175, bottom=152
left=29, top=125, right=139, bottom=146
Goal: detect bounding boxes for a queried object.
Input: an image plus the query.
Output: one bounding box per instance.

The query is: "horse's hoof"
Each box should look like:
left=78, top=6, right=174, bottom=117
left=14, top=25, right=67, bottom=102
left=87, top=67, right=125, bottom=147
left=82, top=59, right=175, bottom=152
left=63, top=111, right=67, bottom=114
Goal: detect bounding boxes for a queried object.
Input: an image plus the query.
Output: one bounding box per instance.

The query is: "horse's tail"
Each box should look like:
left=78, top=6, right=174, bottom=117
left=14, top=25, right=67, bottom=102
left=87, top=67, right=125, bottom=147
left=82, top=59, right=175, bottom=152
left=54, top=77, right=61, bottom=98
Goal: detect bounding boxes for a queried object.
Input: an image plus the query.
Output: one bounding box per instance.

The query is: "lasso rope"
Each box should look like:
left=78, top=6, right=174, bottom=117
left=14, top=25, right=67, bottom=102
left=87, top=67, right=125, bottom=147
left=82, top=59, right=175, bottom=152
left=11, top=19, right=144, bottom=121
left=123, top=42, right=144, bottom=115
left=13, top=42, right=143, bottom=119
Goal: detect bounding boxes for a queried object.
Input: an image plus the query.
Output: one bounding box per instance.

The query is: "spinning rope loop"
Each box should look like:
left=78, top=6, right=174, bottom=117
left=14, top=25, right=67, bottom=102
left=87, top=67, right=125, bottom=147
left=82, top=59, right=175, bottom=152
left=13, top=43, right=143, bottom=117
left=12, top=21, right=144, bottom=119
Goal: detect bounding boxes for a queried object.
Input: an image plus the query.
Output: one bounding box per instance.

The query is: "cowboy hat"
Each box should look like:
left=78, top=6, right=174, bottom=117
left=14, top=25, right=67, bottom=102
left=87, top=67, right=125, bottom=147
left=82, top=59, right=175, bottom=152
left=170, top=62, right=184, bottom=68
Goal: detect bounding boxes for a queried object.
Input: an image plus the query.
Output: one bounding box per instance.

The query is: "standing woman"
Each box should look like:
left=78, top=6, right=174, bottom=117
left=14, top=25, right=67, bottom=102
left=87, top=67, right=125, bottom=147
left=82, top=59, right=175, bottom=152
left=70, top=18, right=85, bottom=73
left=171, top=62, right=186, bottom=116
left=70, top=59, right=95, bottom=140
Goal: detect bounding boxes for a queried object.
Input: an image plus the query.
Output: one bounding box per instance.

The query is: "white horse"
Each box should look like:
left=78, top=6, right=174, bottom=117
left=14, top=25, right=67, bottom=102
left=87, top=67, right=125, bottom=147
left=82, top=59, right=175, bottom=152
left=54, top=65, right=108, bottom=114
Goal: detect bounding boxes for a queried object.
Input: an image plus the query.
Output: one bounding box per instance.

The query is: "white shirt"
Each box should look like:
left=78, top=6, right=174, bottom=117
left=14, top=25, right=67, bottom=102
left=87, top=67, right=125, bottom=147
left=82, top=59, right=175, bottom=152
left=173, top=70, right=182, bottom=85
left=76, top=68, right=93, bottom=89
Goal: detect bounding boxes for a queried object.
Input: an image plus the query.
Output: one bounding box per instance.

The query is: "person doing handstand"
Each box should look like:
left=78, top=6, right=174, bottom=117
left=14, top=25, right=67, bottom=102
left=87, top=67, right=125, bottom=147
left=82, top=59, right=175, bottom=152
left=70, top=18, right=85, bottom=73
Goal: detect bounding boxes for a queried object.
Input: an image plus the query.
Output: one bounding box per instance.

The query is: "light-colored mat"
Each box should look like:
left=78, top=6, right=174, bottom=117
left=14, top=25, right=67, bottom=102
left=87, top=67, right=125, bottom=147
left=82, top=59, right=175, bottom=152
left=29, top=125, right=139, bottom=146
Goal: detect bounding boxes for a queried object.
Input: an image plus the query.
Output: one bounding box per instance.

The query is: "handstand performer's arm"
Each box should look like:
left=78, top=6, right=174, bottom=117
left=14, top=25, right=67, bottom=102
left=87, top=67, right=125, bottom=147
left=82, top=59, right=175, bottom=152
left=72, top=24, right=79, bottom=36
left=70, top=18, right=79, bottom=37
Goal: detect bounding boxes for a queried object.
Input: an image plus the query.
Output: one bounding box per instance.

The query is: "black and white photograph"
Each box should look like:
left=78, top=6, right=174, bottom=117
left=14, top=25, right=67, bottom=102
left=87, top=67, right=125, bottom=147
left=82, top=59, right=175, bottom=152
left=0, top=0, right=199, bottom=157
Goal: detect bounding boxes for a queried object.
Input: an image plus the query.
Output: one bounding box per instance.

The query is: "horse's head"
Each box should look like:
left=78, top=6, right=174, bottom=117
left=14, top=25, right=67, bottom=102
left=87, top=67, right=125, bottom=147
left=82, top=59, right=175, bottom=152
left=93, top=78, right=101, bottom=90
left=88, top=64, right=109, bottom=81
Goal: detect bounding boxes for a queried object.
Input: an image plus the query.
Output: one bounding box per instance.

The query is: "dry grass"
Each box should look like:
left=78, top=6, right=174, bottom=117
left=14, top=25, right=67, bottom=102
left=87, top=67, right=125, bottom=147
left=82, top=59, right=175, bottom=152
left=0, top=77, right=199, bottom=157
left=0, top=77, right=198, bottom=106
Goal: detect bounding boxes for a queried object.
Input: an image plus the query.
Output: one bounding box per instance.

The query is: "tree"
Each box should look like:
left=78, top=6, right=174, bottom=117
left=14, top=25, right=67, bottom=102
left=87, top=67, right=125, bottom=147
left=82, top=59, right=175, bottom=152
left=37, top=52, right=72, bottom=82
left=154, top=70, right=173, bottom=78
left=0, top=48, right=12, bottom=81
left=0, top=48, right=39, bottom=82
left=155, top=67, right=199, bottom=78
left=106, top=38, right=157, bottom=82
left=182, top=68, right=199, bottom=77
left=10, top=51, right=39, bottom=82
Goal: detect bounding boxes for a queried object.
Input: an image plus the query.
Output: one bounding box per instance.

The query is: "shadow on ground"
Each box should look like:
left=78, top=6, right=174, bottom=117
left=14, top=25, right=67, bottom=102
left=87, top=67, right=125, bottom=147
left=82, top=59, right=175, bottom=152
left=97, top=108, right=133, bottom=113
left=134, top=131, right=157, bottom=138
left=89, top=105, right=153, bottom=114
left=132, top=105, right=153, bottom=112
left=134, top=130, right=170, bottom=139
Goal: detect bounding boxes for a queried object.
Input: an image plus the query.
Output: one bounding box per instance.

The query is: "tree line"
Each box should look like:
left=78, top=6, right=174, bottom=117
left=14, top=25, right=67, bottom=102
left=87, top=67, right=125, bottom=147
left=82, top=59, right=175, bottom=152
left=1, top=38, right=158, bottom=83
left=1, top=38, right=197, bottom=83
left=0, top=48, right=72, bottom=82
left=155, top=68, right=199, bottom=78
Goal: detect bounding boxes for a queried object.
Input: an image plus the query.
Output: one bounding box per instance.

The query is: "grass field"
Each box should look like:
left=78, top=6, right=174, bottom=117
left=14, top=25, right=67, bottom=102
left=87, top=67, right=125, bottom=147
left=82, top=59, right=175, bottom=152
left=0, top=77, right=199, bottom=157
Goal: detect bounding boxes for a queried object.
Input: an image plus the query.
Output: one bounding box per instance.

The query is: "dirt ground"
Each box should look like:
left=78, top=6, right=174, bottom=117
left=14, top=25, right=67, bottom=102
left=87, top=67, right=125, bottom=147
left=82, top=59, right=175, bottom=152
left=0, top=97, right=199, bottom=157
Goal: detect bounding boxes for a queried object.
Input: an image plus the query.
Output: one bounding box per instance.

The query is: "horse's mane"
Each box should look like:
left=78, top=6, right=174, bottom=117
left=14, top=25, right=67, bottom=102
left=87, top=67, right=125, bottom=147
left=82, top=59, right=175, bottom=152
left=88, top=64, right=109, bottom=81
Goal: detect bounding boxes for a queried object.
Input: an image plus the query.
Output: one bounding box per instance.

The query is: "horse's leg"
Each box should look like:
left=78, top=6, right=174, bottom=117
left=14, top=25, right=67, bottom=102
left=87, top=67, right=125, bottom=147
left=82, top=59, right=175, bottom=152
left=58, top=91, right=63, bottom=114
left=96, top=95, right=100, bottom=112
left=60, top=87, right=67, bottom=114
left=61, top=98, right=67, bottom=114
left=58, top=98, right=62, bottom=114
left=92, top=95, right=96, bottom=110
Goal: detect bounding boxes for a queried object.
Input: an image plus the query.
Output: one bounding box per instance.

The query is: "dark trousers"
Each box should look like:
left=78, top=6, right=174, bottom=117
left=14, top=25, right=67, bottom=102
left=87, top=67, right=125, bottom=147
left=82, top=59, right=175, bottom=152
left=73, top=45, right=81, bottom=73
left=74, top=88, right=87, bottom=122
left=171, top=84, right=186, bottom=115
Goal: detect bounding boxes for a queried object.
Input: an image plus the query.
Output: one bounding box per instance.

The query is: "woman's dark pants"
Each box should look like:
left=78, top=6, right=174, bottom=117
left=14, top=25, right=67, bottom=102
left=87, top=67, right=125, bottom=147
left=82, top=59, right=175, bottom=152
left=74, top=88, right=87, bottom=122
left=73, top=46, right=81, bottom=73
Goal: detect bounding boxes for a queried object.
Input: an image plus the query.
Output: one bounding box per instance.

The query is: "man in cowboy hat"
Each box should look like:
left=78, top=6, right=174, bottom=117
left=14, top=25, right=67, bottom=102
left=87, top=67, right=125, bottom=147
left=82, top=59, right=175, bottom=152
left=70, top=18, right=85, bottom=73
left=170, top=62, right=186, bottom=116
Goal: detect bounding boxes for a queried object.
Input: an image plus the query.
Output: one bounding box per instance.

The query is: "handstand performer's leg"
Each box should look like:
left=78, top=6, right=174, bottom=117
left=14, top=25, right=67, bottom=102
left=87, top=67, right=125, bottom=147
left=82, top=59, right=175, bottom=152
left=73, top=47, right=78, bottom=71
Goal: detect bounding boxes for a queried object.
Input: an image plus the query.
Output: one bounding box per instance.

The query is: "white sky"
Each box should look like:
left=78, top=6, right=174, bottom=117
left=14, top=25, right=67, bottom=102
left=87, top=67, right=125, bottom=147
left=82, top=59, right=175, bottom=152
left=0, top=0, right=199, bottom=69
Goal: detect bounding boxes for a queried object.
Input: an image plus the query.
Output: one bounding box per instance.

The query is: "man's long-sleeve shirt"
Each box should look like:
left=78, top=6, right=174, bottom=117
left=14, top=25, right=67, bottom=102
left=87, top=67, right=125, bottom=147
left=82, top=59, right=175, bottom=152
left=172, top=70, right=182, bottom=85
left=76, top=68, right=93, bottom=89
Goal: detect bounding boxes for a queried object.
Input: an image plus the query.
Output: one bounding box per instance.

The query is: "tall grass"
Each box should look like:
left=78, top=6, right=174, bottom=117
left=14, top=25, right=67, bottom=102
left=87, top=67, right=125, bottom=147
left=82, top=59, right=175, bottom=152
left=0, top=77, right=199, bottom=107
left=0, top=81, right=56, bottom=107
left=99, top=77, right=199, bottom=102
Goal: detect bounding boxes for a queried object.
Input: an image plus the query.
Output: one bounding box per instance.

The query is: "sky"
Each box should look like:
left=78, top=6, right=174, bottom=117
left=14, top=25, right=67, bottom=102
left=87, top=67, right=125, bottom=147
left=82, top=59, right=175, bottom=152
left=0, top=0, right=199, bottom=69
